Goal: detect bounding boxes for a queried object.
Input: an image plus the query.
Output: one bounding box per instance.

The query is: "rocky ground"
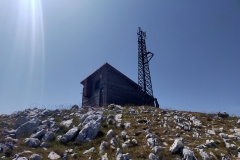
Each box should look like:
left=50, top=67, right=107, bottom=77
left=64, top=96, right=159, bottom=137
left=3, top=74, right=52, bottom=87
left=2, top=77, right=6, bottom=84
left=0, top=104, right=240, bottom=160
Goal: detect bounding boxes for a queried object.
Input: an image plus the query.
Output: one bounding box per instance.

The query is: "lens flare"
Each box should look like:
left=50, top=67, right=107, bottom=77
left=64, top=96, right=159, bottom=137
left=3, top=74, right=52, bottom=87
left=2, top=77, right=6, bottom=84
left=15, top=0, right=45, bottom=102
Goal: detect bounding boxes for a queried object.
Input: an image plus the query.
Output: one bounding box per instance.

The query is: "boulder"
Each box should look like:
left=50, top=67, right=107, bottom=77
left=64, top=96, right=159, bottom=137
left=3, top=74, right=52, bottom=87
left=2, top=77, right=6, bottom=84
left=115, top=114, right=122, bottom=123
left=82, top=114, right=102, bottom=126
left=41, top=110, right=51, bottom=117
left=70, top=105, right=79, bottom=111
left=24, top=138, right=40, bottom=147
left=29, top=154, right=42, bottom=160
left=205, top=139, right=216, bottom=148
left=42, top=131, right=55, bottom=141
left=152, top=146, right=163, bottom=154
left=30, top=129, right=47, bottom=139
left=219, top=133, right=228, bottom=139
left=110, top=138, right=118, bottom=147
left=60, top=127, right=79, bottom=143
left=14, top=117, right=29, bottom=129
left=237, top=119, right=240, bottom=124
left=99, top=141, right=107, bottom=154
left=16, top=120, right=39, bottom=138
left=148, top=153, right=158, bottom=160
left=83, top=147, right=95, bottom=154
left=101, top=153, right=108, bottom=160
left=48, top=151, right=61, bottom=160
left=182, top=147, right=196, bottom=160
left=199, top=150, right=211, bottom=160
left=60, top=119, right=73, bottom=128
left=40, top=142, right=49, bottom=148
left=106, top=129, right=114, bottom=140
left=147, top=138, right=158, bottom=148
left=75, top=120, right=101, bottom=142
left=169, top=138, right=183, bottom=154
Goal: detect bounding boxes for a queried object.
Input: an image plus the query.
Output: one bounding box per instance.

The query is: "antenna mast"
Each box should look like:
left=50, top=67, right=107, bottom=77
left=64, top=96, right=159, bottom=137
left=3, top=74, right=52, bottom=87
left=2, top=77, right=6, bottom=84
left=137, top=27, right=154, bottom=105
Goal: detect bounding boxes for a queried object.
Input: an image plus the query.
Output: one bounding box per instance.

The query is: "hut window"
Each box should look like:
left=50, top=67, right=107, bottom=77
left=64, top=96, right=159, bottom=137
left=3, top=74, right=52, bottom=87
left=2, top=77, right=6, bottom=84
left=95, top=79, right=100, bottom=90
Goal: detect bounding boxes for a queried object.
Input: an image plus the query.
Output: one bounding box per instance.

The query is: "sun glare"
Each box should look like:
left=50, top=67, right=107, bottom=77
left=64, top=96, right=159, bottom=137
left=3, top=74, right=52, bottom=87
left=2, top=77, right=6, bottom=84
left=16, top=0, right=45, bottom=98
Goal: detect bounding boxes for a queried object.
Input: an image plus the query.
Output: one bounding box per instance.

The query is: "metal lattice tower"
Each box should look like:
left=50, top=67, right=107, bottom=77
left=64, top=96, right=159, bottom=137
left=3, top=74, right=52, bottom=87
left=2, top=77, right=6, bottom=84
left=137, top=27, right=154, bottom=104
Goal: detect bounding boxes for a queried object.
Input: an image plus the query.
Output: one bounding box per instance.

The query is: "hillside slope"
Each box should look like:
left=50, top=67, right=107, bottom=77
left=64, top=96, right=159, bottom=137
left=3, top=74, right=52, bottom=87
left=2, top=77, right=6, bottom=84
left=0, top=105, right=240, bottom=160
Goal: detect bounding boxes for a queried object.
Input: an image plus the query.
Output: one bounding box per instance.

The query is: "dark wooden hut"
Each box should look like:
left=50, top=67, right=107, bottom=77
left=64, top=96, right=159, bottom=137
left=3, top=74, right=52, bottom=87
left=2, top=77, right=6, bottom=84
left=80, top=63, right=153, bottom=107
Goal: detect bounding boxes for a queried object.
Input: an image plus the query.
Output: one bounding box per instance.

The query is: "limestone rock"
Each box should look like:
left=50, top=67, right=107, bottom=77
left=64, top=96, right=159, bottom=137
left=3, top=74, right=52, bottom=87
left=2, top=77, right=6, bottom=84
left=99, top=141, right=107, bottom=154
left=29, top=154, right=42, bottom=160
left=83, top=147, right=95, bottom=154
left=14, top=117, right=29, bottom=129
left=16, top=121, right=39, bottom=138
left=182, top=147, right=196, bottom=160
left=149, top=153, right=158, bottom=160
left=101, top=153, right=108, bottom=160
left=106, top=129, right=114, bottom=140
left=48, top=151, right=61, bottom=160
left=60, top=119, right=73, bottom=128
left=30, top=129, right=47, bottom=139
left=76, top=120, right=101, bottom=142
left=42, top=131, right=55, bottom=141
left=60, top=127, right=79, bottom=143
left=152, top=146, right=163, bottom=154
left=24, top=138, right=40, bottom=147
left=169, top=138, right=183, bottom=154
left=199, top=150, right=211, bottom=160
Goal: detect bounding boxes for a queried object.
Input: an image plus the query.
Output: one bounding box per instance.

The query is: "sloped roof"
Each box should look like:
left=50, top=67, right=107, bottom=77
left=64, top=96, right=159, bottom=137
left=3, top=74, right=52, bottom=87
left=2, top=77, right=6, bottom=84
left=80, top=63, right=139, bottom=88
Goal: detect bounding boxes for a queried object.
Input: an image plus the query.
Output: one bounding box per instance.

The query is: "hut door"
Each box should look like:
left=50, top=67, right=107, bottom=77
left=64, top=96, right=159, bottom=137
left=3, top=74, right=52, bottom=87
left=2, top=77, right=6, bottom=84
left=99, top=87, right=104, bottom=107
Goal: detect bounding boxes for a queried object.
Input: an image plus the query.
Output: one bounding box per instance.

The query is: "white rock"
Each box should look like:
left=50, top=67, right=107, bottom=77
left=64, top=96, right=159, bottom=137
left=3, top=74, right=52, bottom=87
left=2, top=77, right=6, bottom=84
left=199, top=150, right=211, bottom=160
left=205, top=139, right=215, bottom=147
left=60, top=127, right=79, bottom=143
left=207, top=129, right=216, bottom=135
left=30, top=129, right=47, bottom=139
left=124, top=122, right=131, bottom=128
left=42, top=131, right=55, bottom=141
left=14, top=117, right=29, bottom=129
left=101, top=153, right=108, bottom=160
left=182, top=147, right=196, bottom=160
left=115, top=114, right=122, bottom=123
left=82, top=114, right=102, bottom=126
left=149, top=153, right=158, bottom=160
left=131, top=139, right=138, bottom=145
left=115, top=148, right=122, bottom=156
left=219, top=133, right=228, bottom=139
left=169, top=138, right=183, bottom=153
left=24, top=138, right=40, bottom=147
left=147, top=138, right=158, bottom=148
left=16, top=121, right=39, bottom=138
left=122, top=143, right=128, bottom=149
left=237, top=119, right=240, bottom=124
left=110, top=137, right=118, bottom=147
left=83, top=147, right=95, bottom=154
left=76, top=120, right=101, bottom=142
left=60, top=119, right=73, bottom=128
left=48, top=151, right=61, bottom=160
left=152, top=146, right=163, bottom=154
left=29, top=154, right=42, bottom=160
left=106, top=129, right=114, bottom=140
left=99, top=141, right=107, bottom=154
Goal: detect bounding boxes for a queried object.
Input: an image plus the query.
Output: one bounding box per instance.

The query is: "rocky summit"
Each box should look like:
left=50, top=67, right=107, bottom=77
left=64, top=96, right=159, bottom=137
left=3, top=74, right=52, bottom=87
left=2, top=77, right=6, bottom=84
left=0, top=105, right=240, bottom=160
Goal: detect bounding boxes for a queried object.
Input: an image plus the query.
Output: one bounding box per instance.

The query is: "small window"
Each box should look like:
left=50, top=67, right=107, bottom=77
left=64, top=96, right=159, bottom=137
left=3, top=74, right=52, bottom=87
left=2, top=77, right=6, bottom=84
left=95, top=79, right=100, bottom=90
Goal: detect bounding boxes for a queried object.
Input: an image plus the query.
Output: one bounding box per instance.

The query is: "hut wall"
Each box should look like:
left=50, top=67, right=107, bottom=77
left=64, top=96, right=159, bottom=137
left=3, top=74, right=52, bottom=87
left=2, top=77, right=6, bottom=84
left=106, top=68, right=141, bottom=106
left=82, top=69, right=107, bottom=107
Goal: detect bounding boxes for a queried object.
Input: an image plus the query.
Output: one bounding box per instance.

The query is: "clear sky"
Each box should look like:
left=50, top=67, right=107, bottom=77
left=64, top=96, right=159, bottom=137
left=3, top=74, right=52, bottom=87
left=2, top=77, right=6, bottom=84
left=0, top=0, right=239, bottom=115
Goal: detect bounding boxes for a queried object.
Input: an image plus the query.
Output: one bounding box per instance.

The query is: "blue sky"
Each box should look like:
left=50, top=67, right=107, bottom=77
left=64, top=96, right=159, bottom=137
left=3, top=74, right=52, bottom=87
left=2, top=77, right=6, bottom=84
left=0, top=0, right=239, bottom=115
